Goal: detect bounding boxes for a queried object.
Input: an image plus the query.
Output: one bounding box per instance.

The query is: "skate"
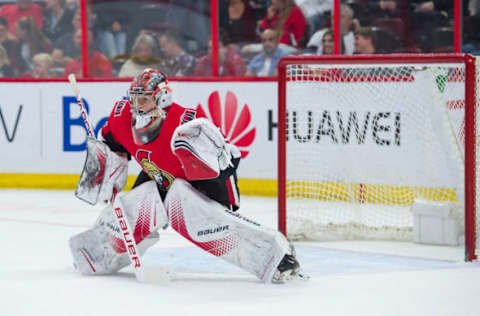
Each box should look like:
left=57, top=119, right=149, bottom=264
left=272, top=253, right=301, bottom=283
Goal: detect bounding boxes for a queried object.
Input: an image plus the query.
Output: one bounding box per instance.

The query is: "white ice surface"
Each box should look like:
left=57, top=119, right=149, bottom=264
left=1, top=189, right=480, bottom=316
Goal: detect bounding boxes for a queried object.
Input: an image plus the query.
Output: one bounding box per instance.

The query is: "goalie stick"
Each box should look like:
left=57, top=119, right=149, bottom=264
left=68, top=74, right=95, bottom=139
left=68, top=74, right=169, bottom=283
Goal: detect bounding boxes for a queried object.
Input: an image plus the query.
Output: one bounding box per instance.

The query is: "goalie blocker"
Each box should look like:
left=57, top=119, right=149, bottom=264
left=75, top=137, right=128, bottom=205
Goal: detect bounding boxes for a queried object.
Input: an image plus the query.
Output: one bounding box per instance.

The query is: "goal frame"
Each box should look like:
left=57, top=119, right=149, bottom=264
left=277, top=54, right=478, bottom=261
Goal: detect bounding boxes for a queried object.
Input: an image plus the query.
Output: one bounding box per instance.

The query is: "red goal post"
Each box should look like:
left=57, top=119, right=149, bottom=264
left=277, top=54, right=478, bottom=261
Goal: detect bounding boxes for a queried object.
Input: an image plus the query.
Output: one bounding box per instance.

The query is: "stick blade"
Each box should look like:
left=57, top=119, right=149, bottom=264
left=138, top=267, right=172, bottom=284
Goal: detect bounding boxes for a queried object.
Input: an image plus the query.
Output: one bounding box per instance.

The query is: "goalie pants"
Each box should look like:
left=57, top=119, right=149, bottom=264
left=133, top=162, right=240, bottom=211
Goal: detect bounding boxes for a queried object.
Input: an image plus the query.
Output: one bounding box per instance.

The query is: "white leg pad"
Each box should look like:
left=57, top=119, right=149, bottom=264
left=164, top=179, right=290, bottom=282
left=69, top=181, right=167, bottom=275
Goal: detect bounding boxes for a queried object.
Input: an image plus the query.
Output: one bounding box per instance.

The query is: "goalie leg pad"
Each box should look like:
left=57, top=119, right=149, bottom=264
left=70, top=181, right=167, bottom=275
left=164, top=179, right=291, bottom=282
left=69, top=225, right=160, bottom=275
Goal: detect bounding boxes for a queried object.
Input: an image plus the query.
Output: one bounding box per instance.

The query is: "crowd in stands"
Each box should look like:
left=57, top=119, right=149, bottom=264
left=0, top=0, right=476, bottom=78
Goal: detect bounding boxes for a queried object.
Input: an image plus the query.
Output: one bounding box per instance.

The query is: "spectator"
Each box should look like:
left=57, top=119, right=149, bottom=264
left=368, top=0, right=409, bottom=19
left=414, top=0, right=453, bottom=15
left=320, top=29, right=345, bottom=55
left=194, top=33, right=246, bottom=77
left=93, top=1, right=132, bottom=60
left=0, top=0, right=43, bottom=34
left=52, top=8, right=95, bottom=68
left=14, top=16, right=53, bottom=75
left=157, top=29, right=196, bottom=77
left=63, top=29, right=112, bottom=77
left=249, top=0, right=270, bottom=21
left=140, top=1, right=210, bottom=54
left=307, top=3, right=357, bottom=55
left=0, top=17, right=20, bottom=76
left=30, top=52, right=54, bottom=77
left=411, top=1, right=458, bottom=51
left=297, top=0, right=333, bottom=38
left=354, top=27, right=376, bottom=54
left=118, top=33, right=161, bottom=77
left=219, top=0, right=257, bottom=45
left=470, top=0, right=480, bottom=15
left=260, top=0, right=308, bottom=49
left=43, top=0, right=76, bottom=43
left=0, top=45, right=13, bottom=77
left=321, top=30, right=334, bottom=55
left=245, top=28, right=289, bottom=76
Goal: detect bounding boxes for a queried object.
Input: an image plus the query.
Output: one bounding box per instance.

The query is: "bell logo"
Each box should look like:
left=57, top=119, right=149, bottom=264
left=197, top=91, right=256, bottom=158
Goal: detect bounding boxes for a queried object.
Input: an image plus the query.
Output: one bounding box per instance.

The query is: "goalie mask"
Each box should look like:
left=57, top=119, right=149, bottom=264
left=128, top=68, right=173, bottom=145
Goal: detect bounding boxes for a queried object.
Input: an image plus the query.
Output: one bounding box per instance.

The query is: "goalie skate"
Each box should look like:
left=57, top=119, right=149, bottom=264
left=272, top=244, right=310, bottom=283
left=272, top=254, right=300, bottom=283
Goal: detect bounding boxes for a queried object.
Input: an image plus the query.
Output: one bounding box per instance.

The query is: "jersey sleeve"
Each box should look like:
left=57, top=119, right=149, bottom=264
left=101, top=100, right=131, bottom=158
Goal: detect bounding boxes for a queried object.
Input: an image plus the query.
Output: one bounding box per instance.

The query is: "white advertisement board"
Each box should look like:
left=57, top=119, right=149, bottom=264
left=0, top=77, right=465, bottom=188
left=0, top=81, right=279, bottom=179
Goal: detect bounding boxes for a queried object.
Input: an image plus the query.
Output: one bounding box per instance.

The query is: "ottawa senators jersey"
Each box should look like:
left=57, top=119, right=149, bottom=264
left=101, top=100, right=199, bottom=193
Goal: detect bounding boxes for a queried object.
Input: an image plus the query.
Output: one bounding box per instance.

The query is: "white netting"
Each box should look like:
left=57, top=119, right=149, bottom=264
left=283, top=61, right=469, bottom=242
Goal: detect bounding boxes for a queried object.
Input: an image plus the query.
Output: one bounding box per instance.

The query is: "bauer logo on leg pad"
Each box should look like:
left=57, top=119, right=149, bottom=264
left=197, top=225, right=229, bottom=237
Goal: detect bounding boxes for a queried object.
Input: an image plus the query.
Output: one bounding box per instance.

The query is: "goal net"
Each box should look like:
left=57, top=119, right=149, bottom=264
left=277, top=54, right=479, bottom=260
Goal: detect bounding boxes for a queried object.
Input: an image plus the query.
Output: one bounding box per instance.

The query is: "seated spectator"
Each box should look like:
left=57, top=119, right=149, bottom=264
left=411, top=0, right=455, bottom=51
left=93, top=1, right=132, bottom=60
left=307, top=3, right=358, bottom=55
left=249, top=0, right=270, bottom=21
left=0, top=18, right=20, bottom=76
left=194, top=33, right=246, bottom=77
left=0, top=45, right=13, bottom=77
left=245, top=28, right=289, bottom=77
left=52, top=8, right=96, bottom=68
left=220, top=0, right=257, bottom=45
left=470, top=0, right=480, bottom=15
left=414, top=0, right=454, bottom=16
left=354, top=27, right=376, bottom=54
left=14, top=16, right=53, bottom=75
left=30, top=52, right=54, bottom=77
left=43, top=0, right=76, bottom=43
left=157, top=29, right=196, bottom=77
left=0, top=0, right=43, bottom=34
left=368, top=0, right=409, bottom=19
left=63, top=29, right=112, bottom=77
left=118, top=33, right=161, bottom=77
left=297, top=0, right=333, bottom=38
left=260, top=0, right=308, bottom=49
left=464, top=0, right=480, bottom=55
left=320, top=29, right=345, bottom=55
left=143, top=1, right=210, bottom=54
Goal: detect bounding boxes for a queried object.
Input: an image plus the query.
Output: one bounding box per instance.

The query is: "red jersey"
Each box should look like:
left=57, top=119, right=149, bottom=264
left=63, top=51, right=113, bottom=78
left=0, top=4, right=43, bottom=34
left=101, top=100, right=199, bottom=191
left=260, top=6, right=307, bottom=48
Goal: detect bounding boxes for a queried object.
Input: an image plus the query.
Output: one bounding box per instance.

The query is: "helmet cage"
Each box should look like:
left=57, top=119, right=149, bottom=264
left=129, top=86, right=156, bottom=113
left=128, top=69, right=168, bottom=114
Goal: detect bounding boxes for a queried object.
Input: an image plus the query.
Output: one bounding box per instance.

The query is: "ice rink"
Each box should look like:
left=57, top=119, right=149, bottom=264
left=2, top=189, right=480, bottom=316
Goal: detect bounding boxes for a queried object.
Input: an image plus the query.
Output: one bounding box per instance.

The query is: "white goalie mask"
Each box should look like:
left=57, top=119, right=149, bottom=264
left=128, top=69, right=173, bottom=145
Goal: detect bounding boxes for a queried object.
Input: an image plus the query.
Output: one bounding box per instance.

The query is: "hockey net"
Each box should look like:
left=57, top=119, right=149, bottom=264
left=277, top=54, right=479, bottom=260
